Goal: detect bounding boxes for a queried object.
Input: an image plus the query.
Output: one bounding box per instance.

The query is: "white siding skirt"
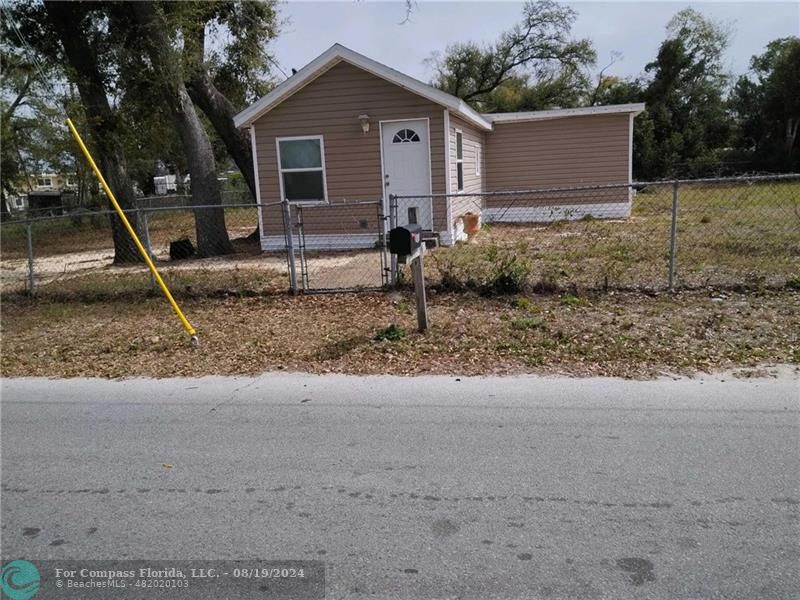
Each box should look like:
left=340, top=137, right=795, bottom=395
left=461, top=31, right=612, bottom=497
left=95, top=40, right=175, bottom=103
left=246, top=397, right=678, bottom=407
left=260, top=233, right=379, bottom=251
left=484, top=201, right=631, bottom=223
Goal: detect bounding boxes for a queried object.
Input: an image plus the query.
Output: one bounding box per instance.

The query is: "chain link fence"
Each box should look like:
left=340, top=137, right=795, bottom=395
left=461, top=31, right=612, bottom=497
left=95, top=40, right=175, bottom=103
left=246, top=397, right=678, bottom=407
left=1, top=201, right=287, bottom=298
left=1, top=175, right=798, bottom=300
left=283, top=199, right=389, bottom=293
left=392, top=174, right=800, bottom=294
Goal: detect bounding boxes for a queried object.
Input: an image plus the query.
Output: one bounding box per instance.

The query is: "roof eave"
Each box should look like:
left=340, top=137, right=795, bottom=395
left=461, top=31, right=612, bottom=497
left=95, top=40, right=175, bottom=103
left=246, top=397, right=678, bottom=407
left=484, top=103, right=647, bottom=124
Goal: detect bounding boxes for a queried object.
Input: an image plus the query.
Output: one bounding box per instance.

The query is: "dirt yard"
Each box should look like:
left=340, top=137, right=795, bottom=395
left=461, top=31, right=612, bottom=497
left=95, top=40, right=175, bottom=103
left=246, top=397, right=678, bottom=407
left=2, top=289, right=797, bottom=379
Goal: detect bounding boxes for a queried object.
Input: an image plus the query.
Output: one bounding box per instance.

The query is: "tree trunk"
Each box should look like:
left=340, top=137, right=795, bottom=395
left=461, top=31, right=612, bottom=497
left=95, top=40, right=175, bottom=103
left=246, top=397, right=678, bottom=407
left=182, top=23, right=259, bottom=239
left=44, top=1, right=144, bottom=264
left=785, top=118, right=799, bottom=154
left=131, top=2, right=233, bottom=257
left=185, top=73, right=257, bottom=201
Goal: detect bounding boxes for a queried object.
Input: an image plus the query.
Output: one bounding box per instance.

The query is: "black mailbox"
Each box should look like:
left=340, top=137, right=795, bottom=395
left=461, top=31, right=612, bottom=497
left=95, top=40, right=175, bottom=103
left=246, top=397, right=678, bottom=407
left=389, top=224, right=423, bottom=256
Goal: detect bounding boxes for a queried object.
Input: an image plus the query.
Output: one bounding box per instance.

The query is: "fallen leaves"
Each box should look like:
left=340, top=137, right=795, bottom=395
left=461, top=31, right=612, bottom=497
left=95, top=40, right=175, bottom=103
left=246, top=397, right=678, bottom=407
left=1, top=289, right=798, bottom=380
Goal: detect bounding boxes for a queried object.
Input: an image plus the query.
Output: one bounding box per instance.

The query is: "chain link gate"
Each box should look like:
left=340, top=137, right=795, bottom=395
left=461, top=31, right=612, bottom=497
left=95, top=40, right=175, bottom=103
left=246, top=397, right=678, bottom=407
left=283, top=199, right=391, bottom=293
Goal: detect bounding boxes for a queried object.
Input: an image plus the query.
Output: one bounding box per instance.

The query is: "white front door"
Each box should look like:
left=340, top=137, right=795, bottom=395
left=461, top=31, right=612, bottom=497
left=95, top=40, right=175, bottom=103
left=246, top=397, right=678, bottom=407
left=381, top=119, right=433, bottom=230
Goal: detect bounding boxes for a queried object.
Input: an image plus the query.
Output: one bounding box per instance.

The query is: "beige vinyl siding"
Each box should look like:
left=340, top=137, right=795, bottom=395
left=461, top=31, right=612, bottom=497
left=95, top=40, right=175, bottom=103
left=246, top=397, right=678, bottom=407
left=484, top=114, right=630, bottom=207
left=253, top=61, right=446, bottom=236
left=448, top=115, right=485, bottom=227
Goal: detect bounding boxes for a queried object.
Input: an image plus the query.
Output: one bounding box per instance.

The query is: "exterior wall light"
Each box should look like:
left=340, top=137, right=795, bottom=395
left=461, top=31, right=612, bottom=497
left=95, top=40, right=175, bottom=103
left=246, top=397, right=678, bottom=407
left=358, top=114, right=370, bottom=134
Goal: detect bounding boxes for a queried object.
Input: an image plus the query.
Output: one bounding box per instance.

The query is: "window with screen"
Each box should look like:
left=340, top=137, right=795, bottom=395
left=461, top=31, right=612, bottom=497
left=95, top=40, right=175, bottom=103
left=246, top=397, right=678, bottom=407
left=277, top=136, right=327, bottom=203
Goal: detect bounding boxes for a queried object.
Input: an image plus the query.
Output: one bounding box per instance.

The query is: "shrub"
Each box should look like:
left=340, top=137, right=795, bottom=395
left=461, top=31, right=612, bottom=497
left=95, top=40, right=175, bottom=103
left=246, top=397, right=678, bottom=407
left=374, top=323, right=406, bottom=341
left=482, top=243, right=531, bottom=295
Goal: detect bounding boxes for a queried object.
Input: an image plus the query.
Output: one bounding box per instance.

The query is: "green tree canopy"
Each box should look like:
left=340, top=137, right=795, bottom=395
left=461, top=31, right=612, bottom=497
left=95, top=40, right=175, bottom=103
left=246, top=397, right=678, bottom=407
left=428, top=0, right=595, bottom=111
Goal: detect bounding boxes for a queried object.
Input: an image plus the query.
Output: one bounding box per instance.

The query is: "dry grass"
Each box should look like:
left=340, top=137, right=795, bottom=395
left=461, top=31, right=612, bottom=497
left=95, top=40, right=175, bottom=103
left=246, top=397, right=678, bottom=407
left=2, top=289, right=798, bottom=379
left=432, top=181, right=800, bottom=291
left=0, top=207, right=260, bottom=260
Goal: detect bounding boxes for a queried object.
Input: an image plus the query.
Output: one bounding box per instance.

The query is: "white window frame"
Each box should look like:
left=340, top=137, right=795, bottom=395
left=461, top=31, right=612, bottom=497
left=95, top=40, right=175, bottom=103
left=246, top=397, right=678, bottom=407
left=275, top=134, right=328, bottom=205
left=455, top=129, right=464, bottom=192
left=474, top=143, right=481, bottom=177
left=37, top=178, right=52, bottom=187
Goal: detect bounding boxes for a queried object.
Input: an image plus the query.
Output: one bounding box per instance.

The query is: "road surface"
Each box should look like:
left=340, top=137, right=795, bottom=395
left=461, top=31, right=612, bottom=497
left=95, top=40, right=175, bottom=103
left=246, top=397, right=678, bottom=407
left=2, top=373, right=798, bottom=599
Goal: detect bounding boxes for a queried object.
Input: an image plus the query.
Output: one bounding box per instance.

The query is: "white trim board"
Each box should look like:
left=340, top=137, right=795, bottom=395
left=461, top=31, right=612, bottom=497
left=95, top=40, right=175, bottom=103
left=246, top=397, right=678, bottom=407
left=234, top=44, right=492, bottom=132
left=443, top=109, right=452, bottom=242
left=484, top=202, right=632, bottom=223
left=275, top=134, right=329, bottom=205
left=249, top=125, right=266, bottom=238
left=484, top=103, right=646, bottom=124
left=261, top=233, right=378, bottom=251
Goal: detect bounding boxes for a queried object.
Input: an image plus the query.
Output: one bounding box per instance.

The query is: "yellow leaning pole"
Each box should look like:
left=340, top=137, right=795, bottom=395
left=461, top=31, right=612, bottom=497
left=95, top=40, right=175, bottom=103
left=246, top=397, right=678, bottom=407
left=66, top=118, right=199, bottom=347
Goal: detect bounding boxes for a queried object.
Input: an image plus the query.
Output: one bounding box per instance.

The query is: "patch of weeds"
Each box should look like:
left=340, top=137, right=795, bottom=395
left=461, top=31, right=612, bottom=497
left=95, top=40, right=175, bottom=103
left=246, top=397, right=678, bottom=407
left=374, top=323, right=406, bottom=342
left=481, top=243, right=531, bottom=296
left=511, top=317, right=545, bottom=331
left=785, top=277, right=800, bottom=291
left=495, top=340, right=523, bottom=353
left=397, top=301, right=411, bottom=314
left=560, top=294, right=590, bottom=307
left=511, top=296, right=542, bottom=312
left=538, top=338, right=557, bottom=350
left=392, top=267, right=409, bottom=288
left=531, top=267, right=562, bottom=294
left=526, top=353, right=546, bottom=366
left=431, top=252, right=475, bottom=292
left=791, top=348, right=800, bottom=364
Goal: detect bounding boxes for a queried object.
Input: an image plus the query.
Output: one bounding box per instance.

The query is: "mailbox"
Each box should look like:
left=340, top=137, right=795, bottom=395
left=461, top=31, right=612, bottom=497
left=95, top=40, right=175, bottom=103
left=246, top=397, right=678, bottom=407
left=389, top=224, right=423, bottom=256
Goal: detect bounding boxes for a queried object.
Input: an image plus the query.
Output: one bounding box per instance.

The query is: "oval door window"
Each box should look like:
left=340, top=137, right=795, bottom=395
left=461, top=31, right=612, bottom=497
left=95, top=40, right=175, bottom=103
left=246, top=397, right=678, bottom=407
left=392, top=129, right=421, bottom=143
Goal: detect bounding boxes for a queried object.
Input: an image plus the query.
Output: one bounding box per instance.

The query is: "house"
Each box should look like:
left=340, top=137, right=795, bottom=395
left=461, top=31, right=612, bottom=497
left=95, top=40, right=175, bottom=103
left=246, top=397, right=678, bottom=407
left=8, top=173, right=80, bottom=216
left=234, top=44, right=644, bottom=250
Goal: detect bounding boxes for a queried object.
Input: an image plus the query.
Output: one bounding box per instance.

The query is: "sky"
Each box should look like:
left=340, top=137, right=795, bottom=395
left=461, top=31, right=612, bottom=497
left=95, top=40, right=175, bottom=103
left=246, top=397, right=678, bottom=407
left=268, top=1, right=800, bottom=84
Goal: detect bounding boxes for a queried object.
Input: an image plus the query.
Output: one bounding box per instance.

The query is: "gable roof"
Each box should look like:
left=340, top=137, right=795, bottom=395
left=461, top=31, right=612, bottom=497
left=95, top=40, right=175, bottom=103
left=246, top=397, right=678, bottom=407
left=233, top=43, right=645, bottom=133
left=233, top=44, right=493, bottom=131
left=484, top=103, right=646, bottom=124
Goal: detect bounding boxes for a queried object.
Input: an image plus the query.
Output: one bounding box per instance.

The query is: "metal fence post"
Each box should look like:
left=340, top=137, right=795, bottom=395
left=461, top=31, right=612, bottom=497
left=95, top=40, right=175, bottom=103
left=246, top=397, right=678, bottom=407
left=389, top=194, right=399, bottom=286
left=668, top=181, right=679, bottom=291
left=281, top=198, right=299, bottom=294
left=26, top=222, right=35, bottom=295
left=377, top=199, right=389, bottom=287
left=139, top=209, right=156, bottom=290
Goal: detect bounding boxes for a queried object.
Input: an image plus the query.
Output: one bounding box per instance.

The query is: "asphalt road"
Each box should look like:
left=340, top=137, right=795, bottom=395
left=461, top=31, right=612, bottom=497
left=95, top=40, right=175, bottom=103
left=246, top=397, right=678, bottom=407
left=1, top=373, right=799, bottom=599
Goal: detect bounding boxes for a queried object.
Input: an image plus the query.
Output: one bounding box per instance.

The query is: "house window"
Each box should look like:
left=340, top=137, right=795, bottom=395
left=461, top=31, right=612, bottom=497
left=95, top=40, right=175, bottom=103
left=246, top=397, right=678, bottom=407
left=475, top=144, right=481, bottom=177
left=392, top=129, right=420, bottom=143
left=15, top=197, right=23, bottom=207
left=455, top=130, right=464, bottom=191
left=276, top=136, right=327, bottom=203
left=37, top=178, right=52, bottom=187
left=66, top=177, right=77, bottom=186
